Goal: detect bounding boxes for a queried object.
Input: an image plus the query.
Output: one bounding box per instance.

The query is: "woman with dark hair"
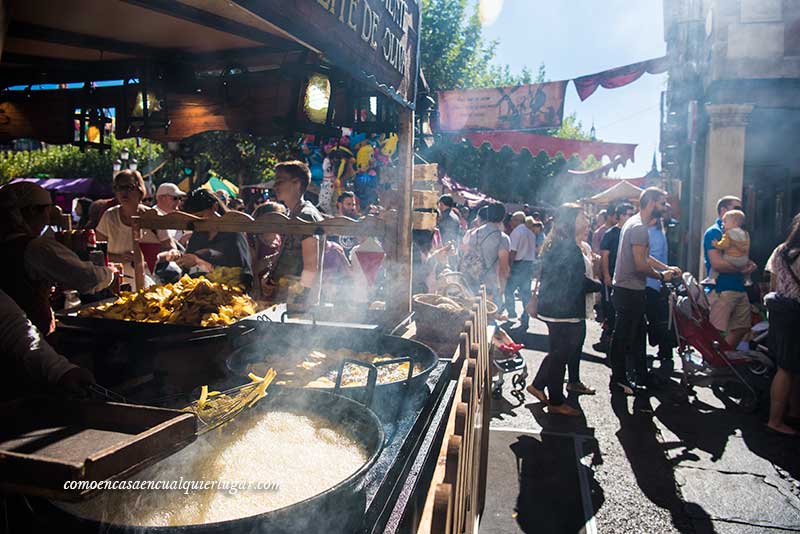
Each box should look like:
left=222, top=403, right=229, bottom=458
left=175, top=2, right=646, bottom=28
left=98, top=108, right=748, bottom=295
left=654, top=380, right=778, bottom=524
left=526, top=203, right=601, bottom=416
left=176, top=188, right=252, bottom=288
left=72, top=197, right=93, bottom=229
left=765, top=212, right=800, bottom=436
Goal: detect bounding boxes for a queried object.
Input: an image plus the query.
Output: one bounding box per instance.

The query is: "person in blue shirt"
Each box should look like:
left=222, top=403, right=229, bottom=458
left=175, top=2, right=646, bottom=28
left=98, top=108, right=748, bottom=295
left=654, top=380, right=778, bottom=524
left=703, top=196, right=757, bottom=348
left=645, top=216, right=676, bottom=360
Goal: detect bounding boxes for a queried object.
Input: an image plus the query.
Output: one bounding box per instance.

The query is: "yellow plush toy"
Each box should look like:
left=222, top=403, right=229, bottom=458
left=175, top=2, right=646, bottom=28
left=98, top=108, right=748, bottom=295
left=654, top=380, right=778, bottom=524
left=356, top=144, right=375, bottom=173
left=380, top=133, right=399, bottom=157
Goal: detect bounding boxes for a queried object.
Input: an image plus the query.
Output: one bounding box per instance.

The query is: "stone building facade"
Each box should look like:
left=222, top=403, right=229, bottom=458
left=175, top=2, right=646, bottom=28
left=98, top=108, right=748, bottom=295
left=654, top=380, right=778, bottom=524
left=662, top=0, right=800, bottom=274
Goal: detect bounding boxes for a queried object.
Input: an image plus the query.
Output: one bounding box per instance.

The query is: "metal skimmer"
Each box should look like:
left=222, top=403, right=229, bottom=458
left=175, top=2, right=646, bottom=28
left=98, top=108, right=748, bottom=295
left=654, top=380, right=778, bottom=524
left=183, top=370, right=277, bottom=435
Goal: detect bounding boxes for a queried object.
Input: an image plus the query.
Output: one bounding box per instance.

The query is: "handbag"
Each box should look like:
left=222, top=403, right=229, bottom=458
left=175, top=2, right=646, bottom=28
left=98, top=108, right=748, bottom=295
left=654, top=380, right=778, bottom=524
left=765, top=248, right=800, bottom=315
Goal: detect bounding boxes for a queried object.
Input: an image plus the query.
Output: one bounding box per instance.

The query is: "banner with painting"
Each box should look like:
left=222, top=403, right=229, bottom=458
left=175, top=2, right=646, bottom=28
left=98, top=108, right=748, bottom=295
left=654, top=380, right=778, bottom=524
left=437, top=80, right=567, bottom=132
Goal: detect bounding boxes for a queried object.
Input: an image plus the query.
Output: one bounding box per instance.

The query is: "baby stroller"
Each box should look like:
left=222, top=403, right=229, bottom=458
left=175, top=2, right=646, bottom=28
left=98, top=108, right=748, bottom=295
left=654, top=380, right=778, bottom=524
left=490, top=324, right=528, bottom=399
left=667, top=273, right=774, bottom=411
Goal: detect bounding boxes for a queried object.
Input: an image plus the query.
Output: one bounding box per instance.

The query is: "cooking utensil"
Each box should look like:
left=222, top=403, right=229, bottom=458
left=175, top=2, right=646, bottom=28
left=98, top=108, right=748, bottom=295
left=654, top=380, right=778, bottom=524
left=183, top=370, right=276, bottom=435
left=225, top=322, right=438, bottom=416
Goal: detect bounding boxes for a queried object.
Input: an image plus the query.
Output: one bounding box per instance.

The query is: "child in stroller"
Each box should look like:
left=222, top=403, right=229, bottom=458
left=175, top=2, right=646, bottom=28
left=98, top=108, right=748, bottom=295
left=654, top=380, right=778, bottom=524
left=668, top=272, right=773, bottom=411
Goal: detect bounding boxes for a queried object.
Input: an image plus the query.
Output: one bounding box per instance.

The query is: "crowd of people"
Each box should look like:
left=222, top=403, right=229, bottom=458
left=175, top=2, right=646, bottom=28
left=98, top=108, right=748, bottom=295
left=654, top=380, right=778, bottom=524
left=426, top=188, right=799, bottom=436
left=2, top=169, right=798, bottom=436
left=0, top=160, right=387, bottom=400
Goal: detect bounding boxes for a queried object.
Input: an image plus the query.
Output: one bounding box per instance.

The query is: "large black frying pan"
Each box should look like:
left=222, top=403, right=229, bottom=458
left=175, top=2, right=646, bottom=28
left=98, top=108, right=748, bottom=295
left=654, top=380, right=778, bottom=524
left=35, top=387, right=384, bottom=534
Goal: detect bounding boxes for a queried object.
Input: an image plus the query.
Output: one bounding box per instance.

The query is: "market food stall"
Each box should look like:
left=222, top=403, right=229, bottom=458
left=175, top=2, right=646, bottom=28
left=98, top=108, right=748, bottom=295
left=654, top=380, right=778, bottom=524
left=0, top=2, right=491, bottom=533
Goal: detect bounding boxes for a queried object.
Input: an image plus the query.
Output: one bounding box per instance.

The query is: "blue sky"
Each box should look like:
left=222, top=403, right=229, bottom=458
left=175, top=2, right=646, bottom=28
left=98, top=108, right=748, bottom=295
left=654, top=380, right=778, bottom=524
left=479, top=0, right=666, bottom=178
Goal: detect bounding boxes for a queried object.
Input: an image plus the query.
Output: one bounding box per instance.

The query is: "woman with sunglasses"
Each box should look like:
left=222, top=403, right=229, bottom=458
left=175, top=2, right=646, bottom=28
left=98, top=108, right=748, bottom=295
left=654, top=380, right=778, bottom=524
left=96, top=170, right=172, bottom=289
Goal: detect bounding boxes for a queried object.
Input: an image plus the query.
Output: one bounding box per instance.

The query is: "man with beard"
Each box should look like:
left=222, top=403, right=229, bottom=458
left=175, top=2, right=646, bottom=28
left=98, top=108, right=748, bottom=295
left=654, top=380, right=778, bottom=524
left=334, top=191, right=360, bottom=258
left=609, top=188, right=681, bottom=394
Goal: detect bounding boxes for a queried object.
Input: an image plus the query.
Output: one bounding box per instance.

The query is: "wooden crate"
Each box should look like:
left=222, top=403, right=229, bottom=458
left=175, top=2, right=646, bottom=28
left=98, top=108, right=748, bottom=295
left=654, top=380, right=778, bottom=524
left=413, top=190, right=439, bottom=210
left=413, top=211, right=437, bottom=230
left=414, top=163, right=439, bottom=182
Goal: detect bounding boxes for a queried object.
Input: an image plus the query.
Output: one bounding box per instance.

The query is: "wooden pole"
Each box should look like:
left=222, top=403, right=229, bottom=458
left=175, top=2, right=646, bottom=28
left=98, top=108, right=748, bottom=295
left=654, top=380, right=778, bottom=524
left=131, top=216, right=145, bottom=291
left=389, top=106, right=414, bottom=322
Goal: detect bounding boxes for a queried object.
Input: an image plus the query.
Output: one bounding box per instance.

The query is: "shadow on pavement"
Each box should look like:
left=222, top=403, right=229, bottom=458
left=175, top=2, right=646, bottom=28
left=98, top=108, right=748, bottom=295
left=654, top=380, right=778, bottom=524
left=611, top=390, right=710, bottom=534
left=652, top=379, right=800, bottom=481
left=481, top=431, right=605, bottom=534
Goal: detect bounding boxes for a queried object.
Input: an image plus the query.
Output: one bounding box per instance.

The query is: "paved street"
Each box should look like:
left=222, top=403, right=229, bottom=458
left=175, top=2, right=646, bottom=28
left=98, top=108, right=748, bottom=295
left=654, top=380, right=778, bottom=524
left=481, top=315, right=800, bottom=534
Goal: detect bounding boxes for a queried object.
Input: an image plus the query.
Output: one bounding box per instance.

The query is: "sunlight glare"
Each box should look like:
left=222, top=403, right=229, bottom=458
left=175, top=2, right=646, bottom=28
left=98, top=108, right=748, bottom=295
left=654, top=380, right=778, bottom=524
left=478, top=0, right=504, bottom=27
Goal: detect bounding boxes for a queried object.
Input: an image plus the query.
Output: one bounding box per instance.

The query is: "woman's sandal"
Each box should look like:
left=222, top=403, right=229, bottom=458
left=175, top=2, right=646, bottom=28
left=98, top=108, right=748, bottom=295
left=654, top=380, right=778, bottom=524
left=765, top=424, right=800, bottom=438
left=526, top=384, right=548, bottom=405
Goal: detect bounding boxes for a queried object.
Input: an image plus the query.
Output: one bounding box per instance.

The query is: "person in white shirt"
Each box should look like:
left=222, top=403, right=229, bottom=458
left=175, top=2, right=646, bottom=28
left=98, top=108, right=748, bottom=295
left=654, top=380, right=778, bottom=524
left=96, top=170, right=172, bottom=289
left=0, top=288, right=94, bottom=400
left=154, top=182, right=186, bottom=243
left=504, top=211, right=539, bottom=329
left=0, top=182, right=116, bottom=336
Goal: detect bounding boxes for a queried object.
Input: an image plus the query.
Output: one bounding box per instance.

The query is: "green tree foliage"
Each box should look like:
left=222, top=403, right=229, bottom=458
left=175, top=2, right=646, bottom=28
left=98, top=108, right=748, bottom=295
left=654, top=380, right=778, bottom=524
left=420, top=0, right=535, bottom=90
left=0, top=136, right=164, bottom=185
left=187, top=132, right=298, bottom=186
left=418, top=1, right=594, bottom=205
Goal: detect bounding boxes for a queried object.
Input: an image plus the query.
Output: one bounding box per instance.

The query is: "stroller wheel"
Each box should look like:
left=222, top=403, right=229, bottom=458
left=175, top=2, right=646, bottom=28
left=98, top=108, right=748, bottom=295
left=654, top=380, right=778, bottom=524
left=747, top=361, right=770, bottom=377
left=492, top=386, right=503, bottom=399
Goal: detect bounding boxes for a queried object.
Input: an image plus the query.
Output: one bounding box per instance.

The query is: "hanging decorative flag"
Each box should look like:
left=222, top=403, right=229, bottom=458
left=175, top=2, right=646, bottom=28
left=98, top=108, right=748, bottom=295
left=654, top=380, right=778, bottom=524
left=573, top=56, right=669, bottom=101
left=437, top=81, right=568, bottom=132
left=353, top=237, right=386, bottom=287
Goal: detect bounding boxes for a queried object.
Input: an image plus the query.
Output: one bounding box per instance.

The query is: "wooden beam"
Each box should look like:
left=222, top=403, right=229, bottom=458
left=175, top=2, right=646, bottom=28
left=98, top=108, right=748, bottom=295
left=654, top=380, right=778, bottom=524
left=119, top=0, right=299, bottom=49
left=1, top=54, right=142, bottom=87
left=7, top=21, right=169, bottom=57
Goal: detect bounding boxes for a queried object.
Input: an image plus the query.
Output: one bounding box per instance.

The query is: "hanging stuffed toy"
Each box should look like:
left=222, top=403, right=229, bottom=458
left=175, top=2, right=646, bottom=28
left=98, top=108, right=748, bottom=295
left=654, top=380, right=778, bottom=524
left=317, top=151, right=336, bottom=214
left=355, top=144, right=375, bottom=174
left=376, top=133, right=399, bottom=166
left=327, top=144, right=354, bottom=200
left=301, top=136, right=324, bottom=185
left=354, top=170, right=379, bottom=208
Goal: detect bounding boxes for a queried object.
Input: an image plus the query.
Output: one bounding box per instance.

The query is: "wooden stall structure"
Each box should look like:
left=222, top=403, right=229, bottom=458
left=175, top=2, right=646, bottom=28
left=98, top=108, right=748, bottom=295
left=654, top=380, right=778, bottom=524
left=0, top=0, right=422, bottom=317
left=395, top=288, right=492, bottom=534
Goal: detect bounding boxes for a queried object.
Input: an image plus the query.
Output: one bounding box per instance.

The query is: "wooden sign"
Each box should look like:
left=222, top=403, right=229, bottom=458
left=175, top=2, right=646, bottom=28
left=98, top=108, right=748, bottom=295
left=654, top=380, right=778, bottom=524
left=235, top=0, right=420, bottom=108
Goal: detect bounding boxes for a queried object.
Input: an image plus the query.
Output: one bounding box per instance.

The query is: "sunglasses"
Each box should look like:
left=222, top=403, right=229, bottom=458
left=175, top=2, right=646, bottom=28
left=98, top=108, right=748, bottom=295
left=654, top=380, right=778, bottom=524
left=731, top=206, right=742, bottom=211
left=115, top=184, right=138, bottom=193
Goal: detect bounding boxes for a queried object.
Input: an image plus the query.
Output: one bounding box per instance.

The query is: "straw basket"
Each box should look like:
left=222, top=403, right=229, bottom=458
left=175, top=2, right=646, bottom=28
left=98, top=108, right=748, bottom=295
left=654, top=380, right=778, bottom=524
left=412, top=293, right=497, bottom=342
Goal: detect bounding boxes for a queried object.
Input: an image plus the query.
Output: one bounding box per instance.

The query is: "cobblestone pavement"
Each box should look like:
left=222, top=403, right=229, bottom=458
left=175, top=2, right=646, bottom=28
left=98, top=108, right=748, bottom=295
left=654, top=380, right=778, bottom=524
left=483, top=314, right=800, bottom=534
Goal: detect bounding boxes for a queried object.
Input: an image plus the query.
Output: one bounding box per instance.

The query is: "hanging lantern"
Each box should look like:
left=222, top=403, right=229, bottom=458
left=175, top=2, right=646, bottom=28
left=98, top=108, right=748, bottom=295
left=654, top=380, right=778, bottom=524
left=72, top=103, right=113, bottom=152
left=303, top=73, right=331, bottom=124
left=124, top=66, right=169, bottom=135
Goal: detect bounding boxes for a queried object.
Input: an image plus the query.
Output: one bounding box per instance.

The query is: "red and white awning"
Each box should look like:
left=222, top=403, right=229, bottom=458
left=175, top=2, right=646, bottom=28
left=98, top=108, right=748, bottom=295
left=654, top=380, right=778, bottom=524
left=459, top=131, right=637, bottom=164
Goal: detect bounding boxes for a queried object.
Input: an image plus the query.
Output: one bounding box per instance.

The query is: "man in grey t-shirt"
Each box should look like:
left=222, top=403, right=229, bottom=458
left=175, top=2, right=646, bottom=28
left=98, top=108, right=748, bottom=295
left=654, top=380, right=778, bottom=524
left=613, top=213, right=650, bottom=290
left=609, top=188, right=681, bottom=394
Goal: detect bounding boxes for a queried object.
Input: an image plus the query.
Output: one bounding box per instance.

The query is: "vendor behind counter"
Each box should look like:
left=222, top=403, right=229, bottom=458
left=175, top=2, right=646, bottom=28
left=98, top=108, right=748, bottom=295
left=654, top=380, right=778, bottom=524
left=0, top=182, right=116, bottom=336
